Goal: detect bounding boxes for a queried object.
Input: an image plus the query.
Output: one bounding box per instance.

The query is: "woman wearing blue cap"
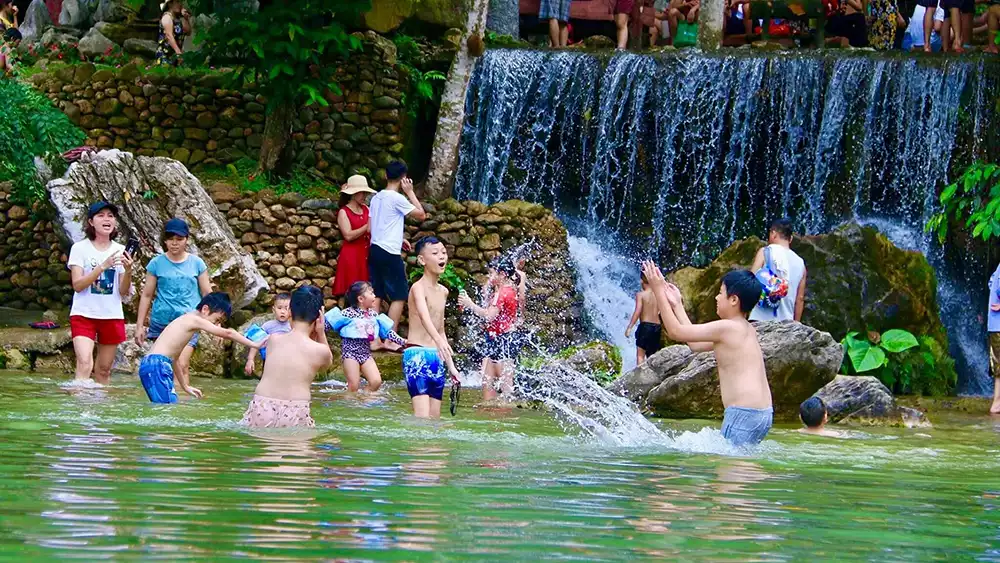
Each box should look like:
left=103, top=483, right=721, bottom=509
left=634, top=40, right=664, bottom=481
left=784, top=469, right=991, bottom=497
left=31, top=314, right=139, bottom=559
left=134, top=218, right=211, bottom=399
left=67, top=201, right=135, bottom=384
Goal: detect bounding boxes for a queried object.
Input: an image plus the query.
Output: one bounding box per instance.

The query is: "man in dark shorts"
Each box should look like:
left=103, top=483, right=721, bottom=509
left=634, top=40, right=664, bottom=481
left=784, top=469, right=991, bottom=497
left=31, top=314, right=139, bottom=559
left=368, top=161, right=426, bottom=329
left=941, top=0, right=974, bottom=51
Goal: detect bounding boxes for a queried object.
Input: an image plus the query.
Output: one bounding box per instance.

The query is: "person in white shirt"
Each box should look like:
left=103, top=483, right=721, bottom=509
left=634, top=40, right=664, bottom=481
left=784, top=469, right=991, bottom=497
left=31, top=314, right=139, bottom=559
left=749, top=218, right=807, bottom=323
left=368, top=161, right=427, bottom=329
left=67, top=201, right=134, bottom=384
left=903, top=2, right=945, bottom=51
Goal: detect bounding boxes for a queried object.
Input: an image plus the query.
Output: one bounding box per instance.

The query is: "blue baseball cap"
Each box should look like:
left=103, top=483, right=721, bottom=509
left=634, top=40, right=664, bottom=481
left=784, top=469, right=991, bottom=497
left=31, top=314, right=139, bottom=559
left=164, top=218, right=190, bottom=237
left=87, top=201, right=119, bottom=218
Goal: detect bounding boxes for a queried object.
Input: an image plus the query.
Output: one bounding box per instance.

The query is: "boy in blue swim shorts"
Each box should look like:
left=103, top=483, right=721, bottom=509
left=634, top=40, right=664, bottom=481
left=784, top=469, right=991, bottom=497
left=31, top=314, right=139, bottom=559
left=139, top=292, right=261, bottom=403
left=404, top=237, right=461, bottom=418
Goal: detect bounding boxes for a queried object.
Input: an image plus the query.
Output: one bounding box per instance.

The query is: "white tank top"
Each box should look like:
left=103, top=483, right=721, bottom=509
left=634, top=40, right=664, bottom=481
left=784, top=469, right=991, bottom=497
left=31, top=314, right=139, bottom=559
left=749, top=244, right=805, bottom=322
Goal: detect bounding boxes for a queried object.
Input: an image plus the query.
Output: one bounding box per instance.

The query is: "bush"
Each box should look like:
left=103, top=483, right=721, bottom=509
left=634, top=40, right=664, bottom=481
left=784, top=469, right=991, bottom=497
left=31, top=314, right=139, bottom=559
left=840, top=330, right=956, bottom=396
left=195, top=157, right=335, bottom=198
left=0, top=78, right=85, bottom=202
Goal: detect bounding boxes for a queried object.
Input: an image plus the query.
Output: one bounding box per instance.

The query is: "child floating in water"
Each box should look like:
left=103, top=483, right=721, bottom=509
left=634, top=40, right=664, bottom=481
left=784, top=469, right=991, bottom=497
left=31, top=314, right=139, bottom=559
left=244, top=292, right=292, bottom=376
left=139, top=292, right=260, bottom=403
left=326, top=281, right=407, bottom=392
left=798, top=396, right=843, bottom=437
left=625, top=272, right=663, bottom=365
left=405, top=237, right=462, bottom=418
left=641, top=262, right=773, bottom=447
left=241, top=285, right=333, bottom=428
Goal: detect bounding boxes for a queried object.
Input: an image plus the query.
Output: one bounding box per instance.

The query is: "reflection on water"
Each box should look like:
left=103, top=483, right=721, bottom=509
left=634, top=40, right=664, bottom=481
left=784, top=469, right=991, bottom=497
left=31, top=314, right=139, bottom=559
left=1, top=375, right=999, bottom=559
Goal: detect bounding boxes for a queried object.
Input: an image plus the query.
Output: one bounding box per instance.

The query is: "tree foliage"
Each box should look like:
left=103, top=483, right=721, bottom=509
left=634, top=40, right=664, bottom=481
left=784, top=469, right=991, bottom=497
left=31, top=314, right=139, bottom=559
left=926, top=161, right=1000, bottom=243
left=840, top=329, right=955, bottom=395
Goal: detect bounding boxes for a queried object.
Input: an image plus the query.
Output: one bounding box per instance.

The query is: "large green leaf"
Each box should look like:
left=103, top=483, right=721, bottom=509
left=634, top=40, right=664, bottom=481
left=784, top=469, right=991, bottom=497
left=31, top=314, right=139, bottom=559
left=880, top=329, right=919, bottom=353
left=849, top=341, right=887, bottom=373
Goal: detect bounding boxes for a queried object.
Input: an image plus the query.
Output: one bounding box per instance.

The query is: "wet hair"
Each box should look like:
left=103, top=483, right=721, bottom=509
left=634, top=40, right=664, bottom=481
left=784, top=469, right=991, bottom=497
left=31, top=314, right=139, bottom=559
left=197, top=292, right=232, bottom=319
left=414, top=236, right=442, bottom=256
left=386, top=160, right=408, bottom=181
left=721, top=269, right=761, bottom=314
left=274, top=292, right=291, bottom=303
left=495, top=258, right=516, bottom=278
left=769, top=218, right=794, bottom=241
left=800, top=396, right=827, bottom=428
left=640, top=272, right=648, bottom=285
left=345, top=281, right=372, bottom=309
left=3, top=28, right=21, bottom=42
left=83, top=208, right=119, bottom=241
left=290, top=285, right=323, bottom=323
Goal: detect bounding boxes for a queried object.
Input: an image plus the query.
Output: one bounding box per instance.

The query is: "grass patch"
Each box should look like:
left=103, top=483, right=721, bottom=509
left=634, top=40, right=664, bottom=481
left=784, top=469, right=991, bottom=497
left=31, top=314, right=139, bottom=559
left=195, top=157, right=338, bottom=199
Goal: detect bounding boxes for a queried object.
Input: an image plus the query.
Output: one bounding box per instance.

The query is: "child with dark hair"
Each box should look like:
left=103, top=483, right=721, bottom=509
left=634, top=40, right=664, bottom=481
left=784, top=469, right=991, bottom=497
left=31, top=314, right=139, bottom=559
left=140, top=292, right=260, bottom=403
left=324, top=281, right=406, bottom=392
left=642, top=262, right=774, bottom=447
left=798, top=396, right=842, bottom=436
left=459, top=258, right=521, bottom=401
left=242, top=285, right=333, bottom=428
left=243, top=292, right=292, bottom=376
left=625, top=272, right=662, bottom=365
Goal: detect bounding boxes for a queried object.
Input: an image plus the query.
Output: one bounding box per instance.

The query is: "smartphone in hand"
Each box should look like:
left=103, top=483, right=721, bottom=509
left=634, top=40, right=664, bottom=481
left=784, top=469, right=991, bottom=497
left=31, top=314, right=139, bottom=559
left=125, top=236, right=140, bottom=257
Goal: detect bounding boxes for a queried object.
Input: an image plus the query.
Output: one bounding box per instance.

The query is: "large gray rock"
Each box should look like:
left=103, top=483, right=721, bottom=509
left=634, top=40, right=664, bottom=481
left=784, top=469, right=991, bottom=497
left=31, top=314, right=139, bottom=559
left=814, top=375, right=930, bottom=427
left=41, top=27, right=81, bottom=48
left=47, top=149, right=268, bottom=309
left=123, top=37, right=157, bottom=58
left=487, top=0, right=518, bottom=38
left=77, top=27, right=115, bottom=58
left=20, top=0, right=53, bottom=42
left=113, top=324, right=230, bottom=377
left=59, top=0, right=88, bottom=28
left=92, top=0, right=138, bottom=23
left=612, top=321, right=843, bottom=419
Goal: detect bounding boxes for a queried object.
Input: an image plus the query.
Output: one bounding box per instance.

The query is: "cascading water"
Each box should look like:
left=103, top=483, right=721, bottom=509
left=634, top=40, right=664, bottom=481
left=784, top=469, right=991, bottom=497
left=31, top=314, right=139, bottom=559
left=455, top=49, right=1000, bottom=394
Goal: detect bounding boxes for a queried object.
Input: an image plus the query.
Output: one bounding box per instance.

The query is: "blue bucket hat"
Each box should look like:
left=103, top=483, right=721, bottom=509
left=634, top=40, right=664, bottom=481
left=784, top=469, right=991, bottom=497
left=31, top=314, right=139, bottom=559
left=164, top=218, right=190, bottom=237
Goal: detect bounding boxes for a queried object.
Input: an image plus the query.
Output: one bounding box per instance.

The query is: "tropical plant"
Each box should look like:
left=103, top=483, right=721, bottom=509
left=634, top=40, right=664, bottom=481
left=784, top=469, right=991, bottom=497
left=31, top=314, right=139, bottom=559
left=392, top=34, right=447, bottom=120
left=840, top=329, right=955, bottom=395
left=408, top=262, right=466, bottom=292
left=841, top=329, right=919, bottom=373
left=926, top=161, right=1000, bottom=242
left=189, top=0, right=370, bottom=173
left=0, top=78, right=86, bottom=202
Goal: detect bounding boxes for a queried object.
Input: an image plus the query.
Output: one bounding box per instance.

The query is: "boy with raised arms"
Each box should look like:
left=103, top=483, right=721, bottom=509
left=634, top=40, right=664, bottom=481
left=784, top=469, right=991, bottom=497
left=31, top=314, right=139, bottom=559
left=641, top=262, right=773, bottom=447
left=405, top=236, right=462, bottom=418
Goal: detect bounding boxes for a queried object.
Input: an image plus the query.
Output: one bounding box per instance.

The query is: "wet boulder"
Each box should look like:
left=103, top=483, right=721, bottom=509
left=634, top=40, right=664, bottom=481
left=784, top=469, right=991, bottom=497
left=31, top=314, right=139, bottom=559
left=77, top=27, right=115, bottom=58
left=47, top=149, right=268, bottom=310
left=0, top=326, right=73, bottom=370
left=113, top=323, right=229, bottom=378
left=612, top=321, right=842, bottom=419
left=363, top=0, right=470, bottom=33
left=813, top=375, right=930, bottom=427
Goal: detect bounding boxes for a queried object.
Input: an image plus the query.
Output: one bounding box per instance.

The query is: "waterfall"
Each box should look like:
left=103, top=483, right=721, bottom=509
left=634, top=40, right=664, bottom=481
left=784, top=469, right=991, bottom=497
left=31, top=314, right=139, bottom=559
left=455, top=49, right=1000, bottom=394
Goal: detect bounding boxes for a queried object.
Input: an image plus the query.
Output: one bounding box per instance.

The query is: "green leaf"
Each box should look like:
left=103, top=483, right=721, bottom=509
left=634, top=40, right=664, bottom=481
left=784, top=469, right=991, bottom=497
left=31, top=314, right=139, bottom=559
left=850, top=342, right=887, bottom=373
left=880, top=329, right=919, bottom=353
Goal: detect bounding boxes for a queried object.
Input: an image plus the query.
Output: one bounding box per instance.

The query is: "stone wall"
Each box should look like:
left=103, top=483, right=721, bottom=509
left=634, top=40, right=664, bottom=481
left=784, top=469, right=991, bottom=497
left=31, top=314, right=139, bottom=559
left=29, top=31, right=407, bottom=183
left=0, top=182, right=73, bottom=311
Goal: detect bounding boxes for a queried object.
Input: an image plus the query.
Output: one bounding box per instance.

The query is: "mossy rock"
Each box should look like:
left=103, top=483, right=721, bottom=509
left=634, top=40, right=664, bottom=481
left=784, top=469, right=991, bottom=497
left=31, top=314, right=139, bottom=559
left=670, top=221, right=954, bottom=388
left=363, top=0, right=470, bottom=33
left=546, top=340, right=622, bottom=386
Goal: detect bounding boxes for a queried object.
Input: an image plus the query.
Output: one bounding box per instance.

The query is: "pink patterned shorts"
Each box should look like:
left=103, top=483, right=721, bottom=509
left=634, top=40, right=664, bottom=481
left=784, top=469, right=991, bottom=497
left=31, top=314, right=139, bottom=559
left=240, top=395, right=315, bottom=428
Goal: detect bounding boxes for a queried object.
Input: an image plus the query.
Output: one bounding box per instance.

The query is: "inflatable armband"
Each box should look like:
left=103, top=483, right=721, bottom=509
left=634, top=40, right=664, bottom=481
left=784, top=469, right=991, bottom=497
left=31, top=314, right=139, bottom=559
left=245, top=323, right=269, bottom=360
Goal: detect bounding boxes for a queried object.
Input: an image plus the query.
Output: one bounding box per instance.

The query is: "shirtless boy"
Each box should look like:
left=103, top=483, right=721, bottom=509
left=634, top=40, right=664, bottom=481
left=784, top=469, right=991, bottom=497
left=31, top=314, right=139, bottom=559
left=139, top=292, right=260, bottom=403
left=641, top=262, right=773, bottom=447
left=241, top=285, right=333, bottom=428
left=405, top=236, right=462, bottom=418
left=625, top=272, right=663, bottom=365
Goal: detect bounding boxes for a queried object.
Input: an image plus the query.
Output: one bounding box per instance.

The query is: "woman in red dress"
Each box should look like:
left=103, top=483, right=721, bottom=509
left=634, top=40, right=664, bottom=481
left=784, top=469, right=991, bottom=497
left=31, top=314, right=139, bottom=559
left=332, top=175, right=376, bottom=299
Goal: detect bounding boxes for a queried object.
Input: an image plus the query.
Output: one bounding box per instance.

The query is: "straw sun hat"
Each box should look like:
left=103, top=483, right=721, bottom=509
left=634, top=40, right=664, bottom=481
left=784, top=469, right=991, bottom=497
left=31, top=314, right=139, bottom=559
left=341, top=175, right=376, bottom=195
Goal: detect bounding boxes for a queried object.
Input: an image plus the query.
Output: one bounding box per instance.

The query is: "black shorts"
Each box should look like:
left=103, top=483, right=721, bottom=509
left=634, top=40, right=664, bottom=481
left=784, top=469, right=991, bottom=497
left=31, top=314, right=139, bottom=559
left=369, top=244, right=409, bottom=302
left=635, top=322, right=663, bottom=355
left=726, top=15, right=746, bottom=35
left=825, top=12, right=868, bottom=47
left=941, top=0, right=974, bottom=14
left=483, top=332, right=521, bottom=362
left=915, top=0, right=937, bottom=8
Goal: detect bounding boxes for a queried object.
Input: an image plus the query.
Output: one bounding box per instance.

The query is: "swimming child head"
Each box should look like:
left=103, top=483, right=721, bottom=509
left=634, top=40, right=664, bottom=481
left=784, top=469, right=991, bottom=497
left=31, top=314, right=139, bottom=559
left=799, top=396, right=827, bottom=428
left=272, top=292, right=291, bottom=322
left=345, top=281, right=376, bottom=310
left=290, top=285, right=323, bottom=323
left=415, top=236, right=448, bottom=275
left=718, top=269, right=761, bottom=317
left=197, top=292, right=233, bottom=324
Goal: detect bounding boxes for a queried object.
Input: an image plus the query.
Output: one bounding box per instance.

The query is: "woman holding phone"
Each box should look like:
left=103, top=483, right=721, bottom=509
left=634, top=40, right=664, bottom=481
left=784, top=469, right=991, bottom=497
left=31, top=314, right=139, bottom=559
left=67, top=201, right=134, bottom=384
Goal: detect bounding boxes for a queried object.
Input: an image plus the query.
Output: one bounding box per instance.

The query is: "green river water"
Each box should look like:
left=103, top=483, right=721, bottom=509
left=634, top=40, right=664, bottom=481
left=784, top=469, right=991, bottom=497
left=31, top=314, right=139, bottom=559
left=0, top=372, right=998, bottom=561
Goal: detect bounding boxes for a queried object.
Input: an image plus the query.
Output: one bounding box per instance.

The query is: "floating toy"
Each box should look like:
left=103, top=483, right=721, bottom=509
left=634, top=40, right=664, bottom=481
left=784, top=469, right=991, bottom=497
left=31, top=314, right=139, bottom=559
left=324, top=308, right=396, bottom=341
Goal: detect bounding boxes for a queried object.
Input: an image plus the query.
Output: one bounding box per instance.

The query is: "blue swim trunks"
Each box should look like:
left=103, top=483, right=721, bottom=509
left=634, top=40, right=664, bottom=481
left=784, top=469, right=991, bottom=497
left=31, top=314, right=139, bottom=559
left=147, top=321, right=199, bottom=348
left=721, top=406, right=773, bottom=447
left=139, top=354, right=178, bottom=404
left=403, top=347, right=446, bottom=401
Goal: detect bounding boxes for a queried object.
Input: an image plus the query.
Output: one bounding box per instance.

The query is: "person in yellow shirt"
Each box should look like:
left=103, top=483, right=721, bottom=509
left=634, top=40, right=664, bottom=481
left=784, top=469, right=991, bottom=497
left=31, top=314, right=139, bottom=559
left=0, top=0, right=18, bottom=32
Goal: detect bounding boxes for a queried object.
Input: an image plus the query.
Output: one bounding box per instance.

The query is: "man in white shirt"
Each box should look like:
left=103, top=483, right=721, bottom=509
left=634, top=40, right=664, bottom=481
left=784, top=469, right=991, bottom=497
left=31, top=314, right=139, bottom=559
left=749, top=218, right=807, bottom=323
left=368, top=161, right=427, bottom=328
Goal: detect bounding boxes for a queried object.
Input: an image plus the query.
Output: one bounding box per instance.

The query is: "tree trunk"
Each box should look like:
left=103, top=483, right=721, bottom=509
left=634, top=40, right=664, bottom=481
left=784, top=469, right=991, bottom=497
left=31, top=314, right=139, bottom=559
left=697, top=0, right=724, bottom=49
left=258, top=101, right=294, bottom=173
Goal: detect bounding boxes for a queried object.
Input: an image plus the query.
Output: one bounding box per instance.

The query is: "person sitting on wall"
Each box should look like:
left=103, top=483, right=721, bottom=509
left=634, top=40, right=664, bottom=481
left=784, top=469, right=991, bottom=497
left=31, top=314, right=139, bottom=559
left=0, top=28, right=20, bottom=75
left=156, top=0, right=192, bottom=66
left=825, top=0, right=868, bottom=47
left=0, top=0, right=19, bottom=33
left=667, top=0, right=701, bottom=43
left=616, top=0, right=635, bottom=49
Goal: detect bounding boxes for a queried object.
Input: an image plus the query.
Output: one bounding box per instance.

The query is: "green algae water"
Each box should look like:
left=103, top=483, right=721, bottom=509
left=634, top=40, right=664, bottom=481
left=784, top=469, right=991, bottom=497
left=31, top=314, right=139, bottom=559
left=1, top=372, right=999, bottom=560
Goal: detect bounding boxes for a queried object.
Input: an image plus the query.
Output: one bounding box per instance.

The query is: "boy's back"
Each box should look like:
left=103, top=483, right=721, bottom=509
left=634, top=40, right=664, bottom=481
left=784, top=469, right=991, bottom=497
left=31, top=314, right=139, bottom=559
left=712, top=318, right=772, bottom=410
left=253, top=330, right=331, bottom=401
left=638, top=289, right=659, bottom=323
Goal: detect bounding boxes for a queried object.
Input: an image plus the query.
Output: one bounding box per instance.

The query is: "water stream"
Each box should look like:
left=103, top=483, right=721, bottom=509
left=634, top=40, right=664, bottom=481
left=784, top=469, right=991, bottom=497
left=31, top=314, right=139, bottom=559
left=454, top=49, right=1000, bottom=394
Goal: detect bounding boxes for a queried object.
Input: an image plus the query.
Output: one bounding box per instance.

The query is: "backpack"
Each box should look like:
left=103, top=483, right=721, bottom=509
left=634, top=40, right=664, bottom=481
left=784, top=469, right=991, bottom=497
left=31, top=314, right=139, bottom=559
left=755, top=246, right=790, bottom=314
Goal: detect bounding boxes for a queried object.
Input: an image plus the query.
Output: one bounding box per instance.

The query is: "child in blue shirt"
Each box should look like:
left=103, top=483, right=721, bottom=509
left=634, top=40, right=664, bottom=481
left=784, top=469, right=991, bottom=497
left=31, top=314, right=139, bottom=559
left=244, top=292, right=293, bottom=376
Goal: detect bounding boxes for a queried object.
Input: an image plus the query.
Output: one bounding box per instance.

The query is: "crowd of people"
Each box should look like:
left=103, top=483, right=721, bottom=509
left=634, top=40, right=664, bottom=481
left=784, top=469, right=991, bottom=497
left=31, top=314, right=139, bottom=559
left=534, top=0, right=1000, bottom=51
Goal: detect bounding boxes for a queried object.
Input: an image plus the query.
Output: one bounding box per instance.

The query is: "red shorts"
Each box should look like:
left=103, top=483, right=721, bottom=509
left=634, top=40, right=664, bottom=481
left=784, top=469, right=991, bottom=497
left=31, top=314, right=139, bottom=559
left=70, top=316, right=127, bottom=345
left=615, top=0, right=635, bottom=14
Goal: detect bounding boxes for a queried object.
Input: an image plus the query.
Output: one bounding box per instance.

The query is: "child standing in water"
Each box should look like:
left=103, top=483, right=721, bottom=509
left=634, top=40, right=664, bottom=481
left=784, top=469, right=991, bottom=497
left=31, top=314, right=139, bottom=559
left=459, top=259, right=521, bottom=401
left=641, top=262, right=773, bottom=447
left=139, top=292, right=260, bottom=403
left=988, top=262, right=1000, bottom=414
left=405, top=237, right=462, bottom=418
left=326, top=281, right=407, bottom=392
left=625, top=273, right=663, bottom=365
left=244, top=292, right=292, bottom=376
left=241, top=285, right=333, bottom=428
